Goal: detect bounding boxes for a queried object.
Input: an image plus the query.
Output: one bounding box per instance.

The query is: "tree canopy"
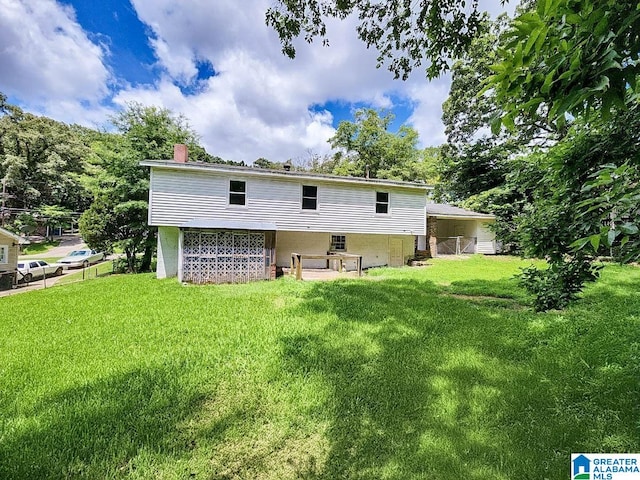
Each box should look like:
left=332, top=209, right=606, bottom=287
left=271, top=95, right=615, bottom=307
left=79, top=103, right=208, bottom=272
left=318, top=108, right=438, bottom=183
left=0, top=97, right=92, bottom=212
left=266, top=0, right=484, bottom=79
left=489, top=0, right=640, bottom=130
left=432, top=3, right=640, bottom=309
left=268, top=0, right=640, bottom=127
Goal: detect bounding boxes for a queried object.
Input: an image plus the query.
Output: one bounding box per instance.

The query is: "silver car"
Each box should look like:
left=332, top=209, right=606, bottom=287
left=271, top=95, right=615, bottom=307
left=17, top=260, right=63, bottom=283
left=57, top=249, right=106, bottom=269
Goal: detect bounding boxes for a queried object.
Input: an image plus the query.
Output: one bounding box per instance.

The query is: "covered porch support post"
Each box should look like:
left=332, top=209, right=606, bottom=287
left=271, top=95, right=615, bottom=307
left=427, top=215, right=438, bottom=258
left=177, top=229, right=184, bottom=282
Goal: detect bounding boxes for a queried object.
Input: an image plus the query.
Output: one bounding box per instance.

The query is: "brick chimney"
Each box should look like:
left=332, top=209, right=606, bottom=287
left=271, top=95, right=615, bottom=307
left=174, top=144, right=188, bottom=163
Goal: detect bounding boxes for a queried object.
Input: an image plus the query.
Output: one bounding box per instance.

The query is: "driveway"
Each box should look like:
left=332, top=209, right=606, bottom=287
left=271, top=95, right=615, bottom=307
left=0, top=270, right=70, bottom=297
left=0, top=235, right=94, bottom=298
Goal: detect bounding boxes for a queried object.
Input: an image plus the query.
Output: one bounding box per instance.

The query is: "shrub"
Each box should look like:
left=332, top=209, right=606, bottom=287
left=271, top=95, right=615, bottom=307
left=112, top=256, right=156, bottom=274
left=519, top=256, right=601, bottom=311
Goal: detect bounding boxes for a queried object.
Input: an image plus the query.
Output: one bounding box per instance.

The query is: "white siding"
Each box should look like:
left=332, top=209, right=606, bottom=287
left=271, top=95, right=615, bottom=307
left=157, top=226, right=179, bottom=278
left=149, top=168, right=426, bottom=236
left=275, top=231, right=414, bottom=270
left=476, top=221, right=497, bottom=254
left=0, top=232, right=18, bottom=273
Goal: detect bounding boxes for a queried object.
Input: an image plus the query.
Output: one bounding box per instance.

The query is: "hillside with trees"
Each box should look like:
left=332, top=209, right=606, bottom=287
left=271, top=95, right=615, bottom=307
left=0, top=94, right=438, bottom=274
left=0, top=95, right=228, bottom=272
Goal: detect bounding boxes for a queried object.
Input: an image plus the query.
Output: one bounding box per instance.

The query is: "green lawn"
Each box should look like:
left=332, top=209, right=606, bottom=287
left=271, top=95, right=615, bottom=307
left=55, top=259, right=114, bottom=286
left=1, top=256, right=638, bottom=479
left=20, top=240, right=61, bottom=255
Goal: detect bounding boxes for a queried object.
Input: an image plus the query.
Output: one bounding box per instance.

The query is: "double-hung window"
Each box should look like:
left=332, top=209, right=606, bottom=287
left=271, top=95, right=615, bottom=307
left=376, top=192, right=389, bottom=214
left=330, top=235, right=346, bottom=252
left=229, top=180, right=246, bottom=206
left=0, top=245, right=7, bottom=264
left=302, top=185, right=318, bottom=210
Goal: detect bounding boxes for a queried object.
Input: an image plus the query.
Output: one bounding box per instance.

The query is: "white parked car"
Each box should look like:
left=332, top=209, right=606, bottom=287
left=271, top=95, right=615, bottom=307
left=17, top=260, right=63, bottom=283
left=57, top=249, right=106, bottom=269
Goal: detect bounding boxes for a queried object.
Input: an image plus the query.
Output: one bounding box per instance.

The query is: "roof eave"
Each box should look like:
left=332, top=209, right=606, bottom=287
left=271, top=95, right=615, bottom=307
left=427, top=214, right=496, bottom=220
left=141, top=160, right=433, bottom=191
left=0, top=227, right=23, bottom=242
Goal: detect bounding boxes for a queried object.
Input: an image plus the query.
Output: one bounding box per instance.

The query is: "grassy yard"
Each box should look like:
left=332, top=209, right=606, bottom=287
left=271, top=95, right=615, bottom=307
left=55, top=259, right=114, bottom=286
left=20, top=240, right=61, bottom=256
left=0, top=256, right=638, bottom=479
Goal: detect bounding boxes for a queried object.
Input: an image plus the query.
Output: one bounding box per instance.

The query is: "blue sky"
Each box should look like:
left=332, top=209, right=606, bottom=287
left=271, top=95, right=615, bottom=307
left=0, top=0, right=510, bottom=163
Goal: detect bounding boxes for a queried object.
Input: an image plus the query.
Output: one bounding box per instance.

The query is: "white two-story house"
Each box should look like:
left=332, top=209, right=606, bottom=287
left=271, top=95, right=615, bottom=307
left=142, top=145, right=429, bottom=284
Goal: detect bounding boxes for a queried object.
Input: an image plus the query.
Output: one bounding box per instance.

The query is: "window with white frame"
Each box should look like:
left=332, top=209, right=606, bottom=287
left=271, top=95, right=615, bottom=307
left=229, top=180, right=246, bottom=205
left=375, top=191, right=389, bottom=214
left=301, top=185, right=318, bottom=210
left=0, top=245, right=7, bottom=264
left=330, top=235, right=346, bottom=252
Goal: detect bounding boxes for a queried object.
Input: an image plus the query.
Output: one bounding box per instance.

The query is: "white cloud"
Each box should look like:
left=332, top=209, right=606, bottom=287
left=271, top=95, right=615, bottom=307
left=405, top=76, right=452, bottom=147
left=149, top=37, right=197, bottom=84
left=479, top=0, right=518, bottom=18
left=114, top=72, right=337, bottom=162
left=0, top=0, right=515, bottom=160
left=120, top=1, right=419, bottom=161
left=0, top=0, right=110, bottom=105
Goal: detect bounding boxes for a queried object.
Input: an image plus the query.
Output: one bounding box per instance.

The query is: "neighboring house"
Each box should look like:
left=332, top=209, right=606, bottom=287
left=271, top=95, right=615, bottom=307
left=0, top=227, right=21, bottom=290
left=423, top=204, right=497, bottom=256
left=143, top=145, right=430, bottom=284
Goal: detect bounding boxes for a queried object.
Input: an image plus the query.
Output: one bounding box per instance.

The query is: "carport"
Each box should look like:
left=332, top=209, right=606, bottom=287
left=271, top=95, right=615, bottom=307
left=424, top=204, right=497, bottom=256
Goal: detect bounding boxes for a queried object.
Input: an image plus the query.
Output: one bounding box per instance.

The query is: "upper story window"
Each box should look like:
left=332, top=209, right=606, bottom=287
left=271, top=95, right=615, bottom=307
left=229, top=180, right=246, bottom=206
left=376, top=192, right=389, bottom=214
left=0, top=245, right=7, bottom=264
left=302, top=185, right=318, bottom=210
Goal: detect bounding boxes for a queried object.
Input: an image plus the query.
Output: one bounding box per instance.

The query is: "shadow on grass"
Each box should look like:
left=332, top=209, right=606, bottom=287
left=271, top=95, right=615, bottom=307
left=282, top=277, right=640, bottom=479
left=0, top=365, right=207, bottom=479
left=444, top=277, right=526, bottom=299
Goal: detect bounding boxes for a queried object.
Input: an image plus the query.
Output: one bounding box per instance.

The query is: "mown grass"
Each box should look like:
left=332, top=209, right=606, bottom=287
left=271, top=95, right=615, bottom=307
left=0, top=256, right=638, bottom=479
left=55, top=260, right=114, bottom=286
left=20, top=240, right=61, bottom=255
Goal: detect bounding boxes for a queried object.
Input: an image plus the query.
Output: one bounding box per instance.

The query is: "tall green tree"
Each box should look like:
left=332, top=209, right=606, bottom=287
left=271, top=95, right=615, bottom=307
left=80, top=104, right=207, bottom=272
left=562, top=106, right=640, bottom=264
left=110, top=102, right=211, bottom=162
left=327, top=108, right=436, bottom=182
left=0, top=94, right=92, bottom=212
left=480, top=1, right=640, bottom=307
left=488, top=0, right=640, bottom=131
left=438, top=14, right=557, bottom=251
